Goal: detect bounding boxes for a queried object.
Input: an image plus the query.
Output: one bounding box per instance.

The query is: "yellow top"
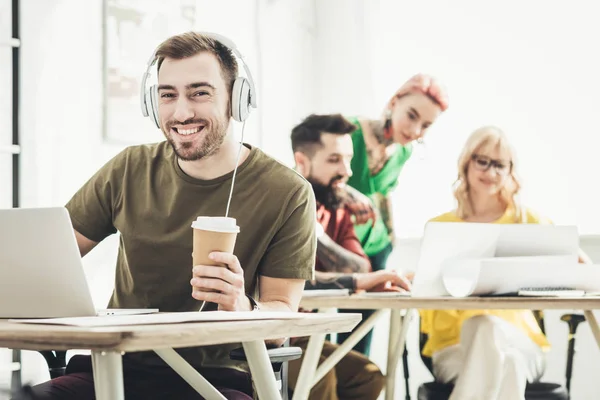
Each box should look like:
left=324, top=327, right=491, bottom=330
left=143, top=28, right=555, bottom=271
left=420, top=207, right=552, bottom=357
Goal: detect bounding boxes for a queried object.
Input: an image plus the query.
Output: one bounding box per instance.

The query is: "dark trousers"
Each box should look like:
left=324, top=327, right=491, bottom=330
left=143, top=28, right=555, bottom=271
left=12, top=355, right=253, bottom=400
left=337, top=243, right=393, bottom=356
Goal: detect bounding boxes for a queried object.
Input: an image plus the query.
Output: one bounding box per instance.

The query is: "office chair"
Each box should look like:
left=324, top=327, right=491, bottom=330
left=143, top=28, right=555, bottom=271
left=38, top=351, right=67, bottom=379
left=401, top=311, right=586, bottom=400
left=31, top=342, right=302, bottom=399
left=560, top=313, right=587, bottom=393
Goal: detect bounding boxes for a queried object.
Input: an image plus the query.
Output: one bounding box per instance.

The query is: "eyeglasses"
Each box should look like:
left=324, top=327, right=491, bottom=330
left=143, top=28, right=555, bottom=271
left=471, top=154, right=512, bottom=175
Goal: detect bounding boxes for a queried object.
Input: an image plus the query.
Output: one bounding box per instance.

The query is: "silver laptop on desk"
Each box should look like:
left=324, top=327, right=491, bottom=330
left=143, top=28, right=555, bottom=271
left=410, top=222, right=579, bottom=297
left=0, top=207, right=158, bottom=318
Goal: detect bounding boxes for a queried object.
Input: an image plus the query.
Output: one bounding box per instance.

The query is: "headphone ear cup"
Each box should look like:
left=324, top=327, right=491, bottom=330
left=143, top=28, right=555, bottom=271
left=142, top=88, right=151, bottom=117
left=231, top=77, right=251, bottom=122
left=148, top=84, right=160, bottom=129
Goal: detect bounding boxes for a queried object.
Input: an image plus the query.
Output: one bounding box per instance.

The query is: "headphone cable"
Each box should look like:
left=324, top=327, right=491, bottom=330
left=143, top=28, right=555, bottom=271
left=225, top=121, right=246, bottom=218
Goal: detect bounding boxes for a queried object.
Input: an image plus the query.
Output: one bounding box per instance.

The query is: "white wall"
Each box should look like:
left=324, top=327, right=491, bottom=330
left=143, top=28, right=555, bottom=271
left=375, top=0, right=600, bottom=237
left=308, top=0, right=600, bottom=238
left=15, top=0, right=318, bottom=210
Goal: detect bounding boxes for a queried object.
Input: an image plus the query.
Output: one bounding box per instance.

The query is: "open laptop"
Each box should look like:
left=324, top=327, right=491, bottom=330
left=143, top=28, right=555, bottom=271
left=0, top=207, right=158, bottom=318
left=354, top=223, right=579, bottom=298
left=410, top=222, right=579, bottom=297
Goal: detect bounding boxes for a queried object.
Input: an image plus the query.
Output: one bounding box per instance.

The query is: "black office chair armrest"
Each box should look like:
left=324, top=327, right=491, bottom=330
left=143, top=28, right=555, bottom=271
left=38, top=350, right=67, bottom=379
left=229, top=346, right=303, bottom=364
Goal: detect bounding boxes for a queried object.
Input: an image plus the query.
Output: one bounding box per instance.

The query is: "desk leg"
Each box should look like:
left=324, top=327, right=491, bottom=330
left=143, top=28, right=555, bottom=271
left=154, top=348, right=226, bottom=400
left=386, top=309, right=414, bottom=400
left=386, top=309, right=402, bottom=400
left=242, top=340, right=282, bottom=400
left=312, top=308, right=385, bottom=386
left=292, top=333, right=326, bottom=400
left=91, top=351, right=124, bottom=400
left=583, top=310, right=600, bottom=349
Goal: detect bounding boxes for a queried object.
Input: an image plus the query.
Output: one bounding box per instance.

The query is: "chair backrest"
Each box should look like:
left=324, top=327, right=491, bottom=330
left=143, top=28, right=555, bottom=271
left=419, top=327, right=435, bottom=375
left=418, top=310, right=546, bottom=377
left=533, top=310, right=546, bottom=334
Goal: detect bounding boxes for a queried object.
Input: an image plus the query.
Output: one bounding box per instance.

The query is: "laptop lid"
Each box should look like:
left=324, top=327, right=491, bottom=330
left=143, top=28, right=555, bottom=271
left=0, top=207, right=97, bottom=318
left=410, top=222, right=579, bottom=297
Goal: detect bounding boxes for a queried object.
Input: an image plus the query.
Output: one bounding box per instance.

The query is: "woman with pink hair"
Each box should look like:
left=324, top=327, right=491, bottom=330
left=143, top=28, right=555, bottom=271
left=338, top=74, right=449, bottom=355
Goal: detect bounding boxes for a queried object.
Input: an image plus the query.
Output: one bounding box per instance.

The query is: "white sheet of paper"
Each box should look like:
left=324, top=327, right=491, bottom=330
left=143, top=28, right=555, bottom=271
left=9, top=311, right=305, bottom=327
left=411, top=223, right=499, bottom=297
left=302, top=289, right=350, bottom=297
left=354, top=292, right=411, bottom=298
left=442, top=256, right=600, bottom=297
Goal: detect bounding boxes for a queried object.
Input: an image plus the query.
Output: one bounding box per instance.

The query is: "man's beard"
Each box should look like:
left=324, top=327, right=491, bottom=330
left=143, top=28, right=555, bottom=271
left=162, top=117, right=228, bottom=161
left=308, top=175, right=346, bottom=210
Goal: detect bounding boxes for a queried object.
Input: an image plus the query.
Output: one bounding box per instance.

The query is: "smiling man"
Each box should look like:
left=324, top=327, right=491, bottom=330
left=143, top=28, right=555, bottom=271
left=287, top=114, right=410, bottom=400
left=20, top=32, right=316, bottom=400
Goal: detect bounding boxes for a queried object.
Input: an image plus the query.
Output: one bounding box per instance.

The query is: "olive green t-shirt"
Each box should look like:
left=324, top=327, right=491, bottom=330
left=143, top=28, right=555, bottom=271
left=65, top=141, right=316, bottom=371
left=345, top=117, right=412, bottom=257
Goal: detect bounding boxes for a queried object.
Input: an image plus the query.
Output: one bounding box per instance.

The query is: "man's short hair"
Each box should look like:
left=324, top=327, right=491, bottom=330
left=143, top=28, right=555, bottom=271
left=291, top=114, right=357, bottom=157
left=155, top=32, right=238, bottom=98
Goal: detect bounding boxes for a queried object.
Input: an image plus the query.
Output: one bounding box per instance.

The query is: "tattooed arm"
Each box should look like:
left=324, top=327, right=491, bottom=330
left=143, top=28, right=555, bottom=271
left=364, top=119, right=394, bottom=175
left=343, top=185, right=376, bottom=225
left=374, top=193, right=395, bottom=244
left=317, top=233, right=371, bottom=273
left=305, top=270, right=411, bottom=292
left=304, top=271, right=355, bottom=291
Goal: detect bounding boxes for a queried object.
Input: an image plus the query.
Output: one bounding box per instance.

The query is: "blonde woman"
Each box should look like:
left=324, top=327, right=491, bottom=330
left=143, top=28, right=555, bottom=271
left=421, top=126, right=589, bottom=400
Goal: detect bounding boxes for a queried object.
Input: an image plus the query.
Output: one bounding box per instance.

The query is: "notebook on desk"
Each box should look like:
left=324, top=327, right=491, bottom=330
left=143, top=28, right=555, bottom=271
left=517, top=287, right=586, bottom=297
left=0, top=207, right=159, bottom=319
left=479, top=287, right=587, bottom=298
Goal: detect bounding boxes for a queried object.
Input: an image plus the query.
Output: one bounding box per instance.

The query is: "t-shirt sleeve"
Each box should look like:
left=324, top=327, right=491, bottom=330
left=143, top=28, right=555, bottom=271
left=257, top=182, right=317, bottom=280
left=65, top=148, right=129, bottom=242
left=339, top=208, right=371, bottom=269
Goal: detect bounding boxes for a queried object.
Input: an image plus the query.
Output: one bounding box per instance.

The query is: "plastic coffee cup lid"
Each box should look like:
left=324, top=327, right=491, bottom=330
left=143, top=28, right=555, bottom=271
left=191, top=216, right=240, bottom=233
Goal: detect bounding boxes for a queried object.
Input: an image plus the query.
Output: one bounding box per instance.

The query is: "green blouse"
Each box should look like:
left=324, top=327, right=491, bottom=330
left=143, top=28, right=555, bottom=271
left=346, top=117, right=412, bottom=257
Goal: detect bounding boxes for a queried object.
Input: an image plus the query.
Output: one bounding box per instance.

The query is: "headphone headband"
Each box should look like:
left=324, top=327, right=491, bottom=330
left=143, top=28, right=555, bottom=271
left=200, top=32, right=257, bottom=108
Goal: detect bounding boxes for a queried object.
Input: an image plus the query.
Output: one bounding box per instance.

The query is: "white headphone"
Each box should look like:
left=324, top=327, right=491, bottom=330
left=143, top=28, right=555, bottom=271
left=140, top=32, right=258, bottom=128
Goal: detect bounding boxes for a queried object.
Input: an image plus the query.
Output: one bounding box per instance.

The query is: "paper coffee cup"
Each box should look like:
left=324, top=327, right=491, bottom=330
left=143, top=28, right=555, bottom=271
left=191, top=216, right=240, bottom=267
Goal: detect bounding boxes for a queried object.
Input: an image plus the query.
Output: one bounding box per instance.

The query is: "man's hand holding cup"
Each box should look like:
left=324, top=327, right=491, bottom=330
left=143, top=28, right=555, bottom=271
left=190, top=216, right=252, bottom=311
left=191, top=252, right=252, bottom=311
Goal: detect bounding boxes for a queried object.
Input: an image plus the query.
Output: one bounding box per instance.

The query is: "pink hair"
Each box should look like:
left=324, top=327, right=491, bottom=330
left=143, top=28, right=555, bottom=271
left=387, top=73, right=449, bottom=111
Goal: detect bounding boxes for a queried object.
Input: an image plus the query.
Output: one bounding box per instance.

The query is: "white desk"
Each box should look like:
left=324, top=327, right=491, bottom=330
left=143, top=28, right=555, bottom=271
left=295, top=295, right=600, bottom=400
left=0, top=312, right=361, bottom=400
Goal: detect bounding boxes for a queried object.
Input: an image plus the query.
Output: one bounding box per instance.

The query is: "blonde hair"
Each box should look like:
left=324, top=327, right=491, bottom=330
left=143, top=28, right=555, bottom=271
left=453, top=126, right=523, bottom=221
